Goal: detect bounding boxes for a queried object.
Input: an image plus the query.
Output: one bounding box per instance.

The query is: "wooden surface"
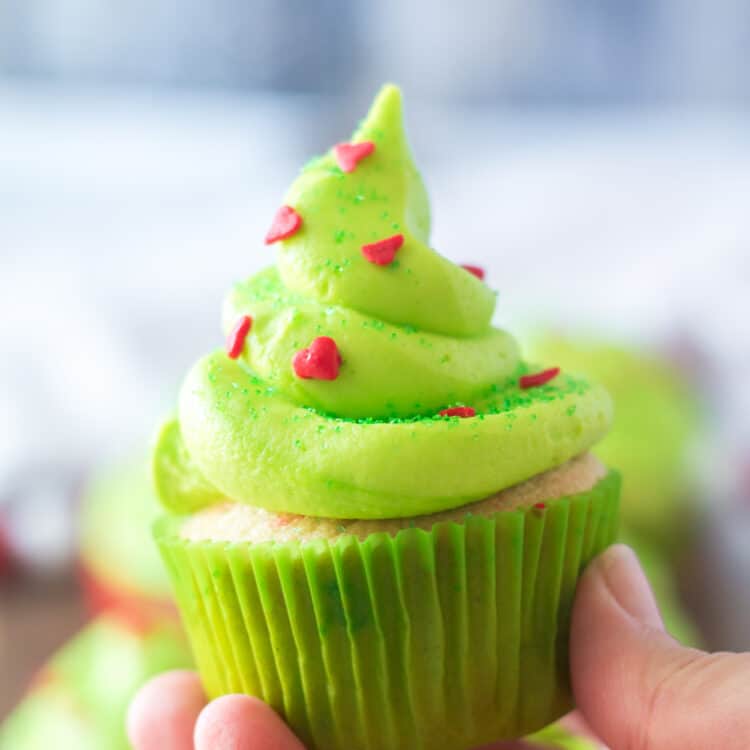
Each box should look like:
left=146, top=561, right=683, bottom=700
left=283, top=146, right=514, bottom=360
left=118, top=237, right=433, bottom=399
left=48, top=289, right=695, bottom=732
left=0, top=572, right=87, bottom=719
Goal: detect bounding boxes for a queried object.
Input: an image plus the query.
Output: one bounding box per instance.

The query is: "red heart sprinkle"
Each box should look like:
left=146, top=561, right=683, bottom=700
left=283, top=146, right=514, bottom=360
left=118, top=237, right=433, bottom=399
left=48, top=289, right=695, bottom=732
left=293, top=336, right=342, bottom=380
left=334, top=141, right=375, bottom=173
left=439, top=406, right=476, bottom=418
left=461, top=264, right=485, bottom=280
left=361, top=234, right=404, bottom=265
left=533, top=502, right=546, bottom=510
left=265, top=205, right=302, bottom=245
left=226, top=315, right=252, bottom=359
left=519, top=367, right=560, bottom=389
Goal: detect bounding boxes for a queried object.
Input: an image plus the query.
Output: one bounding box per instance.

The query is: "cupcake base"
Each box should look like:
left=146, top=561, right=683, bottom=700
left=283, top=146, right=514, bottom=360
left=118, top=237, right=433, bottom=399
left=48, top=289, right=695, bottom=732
left=155, top=470, right=619, bottom=749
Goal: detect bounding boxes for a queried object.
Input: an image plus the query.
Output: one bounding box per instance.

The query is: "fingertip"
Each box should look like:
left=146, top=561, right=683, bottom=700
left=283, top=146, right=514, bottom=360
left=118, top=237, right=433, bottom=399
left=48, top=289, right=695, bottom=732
left=574, top=543, right=662, bottom=632
left=571, top=545, right=685, bottom=748
left=195, top=694, right=305, bottom=750
left=127, top=670, right=205, bottom=750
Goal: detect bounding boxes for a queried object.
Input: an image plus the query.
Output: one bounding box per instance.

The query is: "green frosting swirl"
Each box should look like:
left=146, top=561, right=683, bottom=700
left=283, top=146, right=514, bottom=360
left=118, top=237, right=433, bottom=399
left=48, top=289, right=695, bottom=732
left=153, top=85, right=612, bottom=520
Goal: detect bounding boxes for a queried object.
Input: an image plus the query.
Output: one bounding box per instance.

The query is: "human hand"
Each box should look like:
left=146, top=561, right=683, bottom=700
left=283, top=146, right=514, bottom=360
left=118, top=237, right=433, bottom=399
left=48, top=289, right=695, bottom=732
left=128, top=544, right=750, bottom=749
left=571, top=544, right=750, bottom=749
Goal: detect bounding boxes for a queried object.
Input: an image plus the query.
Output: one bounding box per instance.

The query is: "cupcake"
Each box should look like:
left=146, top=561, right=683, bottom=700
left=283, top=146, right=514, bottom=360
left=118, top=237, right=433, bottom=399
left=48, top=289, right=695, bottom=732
left=78, top=455, right=178, bottom=626
left=0, top=615, right=192, bottom=750
left=152, top=85, right=619, bottom=748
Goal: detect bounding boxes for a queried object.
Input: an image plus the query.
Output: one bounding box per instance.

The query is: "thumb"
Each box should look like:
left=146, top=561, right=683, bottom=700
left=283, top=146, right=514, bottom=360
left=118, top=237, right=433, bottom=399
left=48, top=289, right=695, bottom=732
left=571, top=544, right=750, bottom=750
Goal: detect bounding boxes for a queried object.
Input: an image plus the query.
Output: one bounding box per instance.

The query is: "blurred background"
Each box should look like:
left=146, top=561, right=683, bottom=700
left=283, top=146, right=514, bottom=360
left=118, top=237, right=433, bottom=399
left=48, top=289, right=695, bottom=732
left=1, top=0, right=749, bottom=744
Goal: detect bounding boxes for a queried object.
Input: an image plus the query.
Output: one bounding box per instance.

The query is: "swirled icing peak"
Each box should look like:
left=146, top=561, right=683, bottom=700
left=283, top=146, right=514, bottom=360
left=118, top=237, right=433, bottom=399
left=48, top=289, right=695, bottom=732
left=153, top=84, right=612, bottom=520
left=278, top=84, right=495, bottom=337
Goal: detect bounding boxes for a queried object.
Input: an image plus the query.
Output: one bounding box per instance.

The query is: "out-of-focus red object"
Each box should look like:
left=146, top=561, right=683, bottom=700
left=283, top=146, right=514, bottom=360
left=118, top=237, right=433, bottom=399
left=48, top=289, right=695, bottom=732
left=0, top=516, right=15, bottom=576
left=78, top=563, right=178, bottom=633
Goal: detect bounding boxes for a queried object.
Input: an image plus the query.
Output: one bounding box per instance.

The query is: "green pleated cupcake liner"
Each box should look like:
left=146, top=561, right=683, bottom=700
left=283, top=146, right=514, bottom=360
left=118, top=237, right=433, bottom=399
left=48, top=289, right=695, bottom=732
left=155, top=471, right=619, bottom=750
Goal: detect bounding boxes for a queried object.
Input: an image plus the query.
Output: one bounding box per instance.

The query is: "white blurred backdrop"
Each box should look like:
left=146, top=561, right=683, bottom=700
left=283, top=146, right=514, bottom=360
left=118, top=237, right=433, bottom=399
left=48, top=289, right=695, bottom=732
left=1, top=0, right=749, bottom=643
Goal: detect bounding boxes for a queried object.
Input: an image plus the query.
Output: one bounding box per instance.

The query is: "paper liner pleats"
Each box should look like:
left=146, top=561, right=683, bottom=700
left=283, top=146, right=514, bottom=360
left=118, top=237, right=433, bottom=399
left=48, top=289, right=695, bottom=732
left=156, top=471, right=619, bottom=749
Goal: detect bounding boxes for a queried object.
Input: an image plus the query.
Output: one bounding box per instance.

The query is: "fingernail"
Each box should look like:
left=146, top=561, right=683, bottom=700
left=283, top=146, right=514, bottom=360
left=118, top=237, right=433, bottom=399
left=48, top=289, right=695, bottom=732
left=594, top=544, right=663, bottom=630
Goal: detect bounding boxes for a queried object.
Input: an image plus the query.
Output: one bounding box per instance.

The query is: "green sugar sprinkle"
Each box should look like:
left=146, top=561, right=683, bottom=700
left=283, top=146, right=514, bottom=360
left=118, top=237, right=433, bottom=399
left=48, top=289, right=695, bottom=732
left=215, top=365, right=591, bottom=428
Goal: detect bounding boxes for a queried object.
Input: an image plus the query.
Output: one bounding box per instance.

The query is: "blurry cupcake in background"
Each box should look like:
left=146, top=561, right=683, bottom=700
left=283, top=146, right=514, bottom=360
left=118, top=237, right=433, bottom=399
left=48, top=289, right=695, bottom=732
left=78, top=455, right=177, bottom=626
left=530, top=334, right=703, bottom=554
left=0, top=615, right=192, bottom=750
left=618, top=527, right=701, bottom=646
left=530, top=333, right=705, bottom=645
left=0, top=454, right=194, bottom=749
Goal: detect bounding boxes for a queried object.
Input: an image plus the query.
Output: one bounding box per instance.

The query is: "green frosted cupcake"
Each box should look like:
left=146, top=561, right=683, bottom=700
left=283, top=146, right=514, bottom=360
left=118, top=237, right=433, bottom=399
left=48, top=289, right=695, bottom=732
left=0, top=616, right=192, bottom=750
left=153, top=84, right=619, bottom=748
left=79, top=455, right=178, bottom=623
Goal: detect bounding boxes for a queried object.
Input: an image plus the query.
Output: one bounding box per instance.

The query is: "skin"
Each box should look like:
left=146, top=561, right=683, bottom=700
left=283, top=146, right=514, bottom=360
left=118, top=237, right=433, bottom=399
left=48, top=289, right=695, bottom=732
left=129, top=544, right=750, bottom=750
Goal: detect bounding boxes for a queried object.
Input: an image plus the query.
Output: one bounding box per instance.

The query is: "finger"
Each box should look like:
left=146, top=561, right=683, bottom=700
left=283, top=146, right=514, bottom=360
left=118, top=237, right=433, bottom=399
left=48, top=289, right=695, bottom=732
left=571, top=544, right=750, bottom=750
left=195, top=694, right=306, bottom=750
left=127, top=670, right=205, bottom=750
